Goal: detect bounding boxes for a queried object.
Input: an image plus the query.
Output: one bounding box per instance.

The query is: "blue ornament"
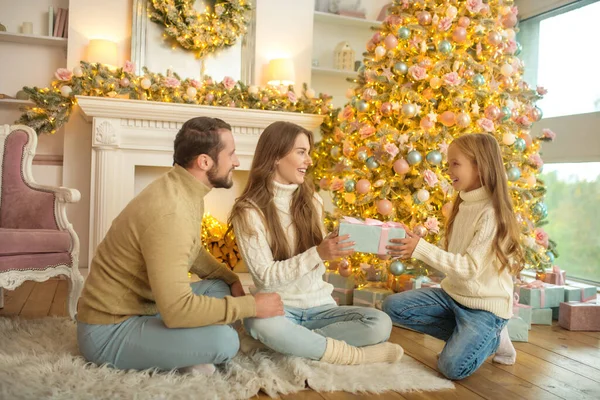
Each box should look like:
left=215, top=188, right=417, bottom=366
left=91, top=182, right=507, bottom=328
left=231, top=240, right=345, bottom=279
left=532, top=203, right=544, bottom=217
left=357, top=100, right=370, bottom=113
left=501, top=106, right=512, bottom=121
left=406, top=150, right=422, bottom=165
left=358, top=65, right=366, bottom=76
left=507, top=167, right=521, bottom=181
left=356, top=150, right=368, bottom=162
left=539, top=202, right=548, bottom=218
left=472, top=74, right=485, bottom=87
left=437, top=40, right=452, bottom=54
left=366, top=156, right=379, bottom=170
left=397, top=27, right=411, bottom=39
left=426, top=150, right=442, bottom=165
left=515, top=42, right=522, bottom=55
left=546, top=251, right=555, bottom=264
left=393, top=62, right=408, bottom=75
left=344, top=180, right=356, bottom=192
left=390, top=260, right=405, bottom=276
left=412, top=192, right=422, bottom=205
left=513, top=138, right=526, bottom=152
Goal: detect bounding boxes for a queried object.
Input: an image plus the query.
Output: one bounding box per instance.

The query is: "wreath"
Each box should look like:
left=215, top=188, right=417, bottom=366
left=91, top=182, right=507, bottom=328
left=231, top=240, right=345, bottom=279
left=148, top=0, right=252, bottom=59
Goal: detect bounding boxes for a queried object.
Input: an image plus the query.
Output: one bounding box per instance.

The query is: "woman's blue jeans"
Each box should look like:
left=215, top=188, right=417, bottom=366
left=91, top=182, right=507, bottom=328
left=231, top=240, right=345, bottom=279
left=382, top=288, right=508, bottom=380
left=77, top=279, right=239, bottom=371
left=244, top=304, right=392, bottom=360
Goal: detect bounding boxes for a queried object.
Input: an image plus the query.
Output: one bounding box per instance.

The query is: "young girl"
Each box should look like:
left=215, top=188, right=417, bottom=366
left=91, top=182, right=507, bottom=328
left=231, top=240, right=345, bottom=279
left=383, top=133, right=524, bottom=380
left=229, top=121, right=403, bottom=365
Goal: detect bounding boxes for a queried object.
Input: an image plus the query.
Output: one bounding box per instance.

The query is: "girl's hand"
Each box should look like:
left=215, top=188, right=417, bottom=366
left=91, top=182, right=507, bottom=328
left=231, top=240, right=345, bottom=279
left=316, top=232, right=355, bottom=261
left=386, top=230, right=420, bottom=259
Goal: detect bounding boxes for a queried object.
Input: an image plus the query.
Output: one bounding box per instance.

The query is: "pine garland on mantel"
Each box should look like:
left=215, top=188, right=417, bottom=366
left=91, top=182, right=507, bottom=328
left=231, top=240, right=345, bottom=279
left=148, top=0, right=252, bottom=59
left=17, top=61, right=333, bottom=135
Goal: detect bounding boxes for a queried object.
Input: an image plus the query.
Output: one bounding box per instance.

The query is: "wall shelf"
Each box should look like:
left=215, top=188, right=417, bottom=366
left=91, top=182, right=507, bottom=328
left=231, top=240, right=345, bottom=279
left=0, top=32, right=67, bottom=48
left=314, top=11, right=382, bottom=29
left=312, top=67, right=358, bottom=79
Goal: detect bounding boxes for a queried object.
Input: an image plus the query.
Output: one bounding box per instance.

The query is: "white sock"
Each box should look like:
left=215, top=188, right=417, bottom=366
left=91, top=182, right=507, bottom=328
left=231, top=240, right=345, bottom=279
left=493, top=326, right=516, bottom=365
left=180, top=363, right=216, bottom=376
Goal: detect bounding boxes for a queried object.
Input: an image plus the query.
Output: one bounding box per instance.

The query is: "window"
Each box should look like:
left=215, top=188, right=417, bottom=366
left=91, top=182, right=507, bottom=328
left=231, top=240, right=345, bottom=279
left=540, top=163, right=600, bottom=283
left=518, top=0, right=600, bottom=119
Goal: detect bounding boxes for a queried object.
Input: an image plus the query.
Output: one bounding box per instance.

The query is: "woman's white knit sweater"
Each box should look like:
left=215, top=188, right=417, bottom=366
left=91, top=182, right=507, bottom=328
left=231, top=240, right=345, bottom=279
left=233, top=181, right=335, bottom=309
left=413, top=186, right=513, bottom=319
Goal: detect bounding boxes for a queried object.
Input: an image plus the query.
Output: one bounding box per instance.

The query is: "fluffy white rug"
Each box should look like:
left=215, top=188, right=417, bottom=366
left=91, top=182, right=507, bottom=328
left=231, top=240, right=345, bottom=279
left=0, top=317, right=453, bottom=399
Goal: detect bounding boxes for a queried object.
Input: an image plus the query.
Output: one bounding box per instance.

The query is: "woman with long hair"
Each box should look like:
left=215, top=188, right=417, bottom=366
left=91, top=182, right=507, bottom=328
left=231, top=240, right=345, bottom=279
left=229, top=121, right=403, bottom=365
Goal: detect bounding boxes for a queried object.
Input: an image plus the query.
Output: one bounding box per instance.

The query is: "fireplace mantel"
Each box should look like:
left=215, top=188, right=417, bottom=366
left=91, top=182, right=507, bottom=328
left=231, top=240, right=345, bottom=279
left=76, top=96, right=325, bottom=264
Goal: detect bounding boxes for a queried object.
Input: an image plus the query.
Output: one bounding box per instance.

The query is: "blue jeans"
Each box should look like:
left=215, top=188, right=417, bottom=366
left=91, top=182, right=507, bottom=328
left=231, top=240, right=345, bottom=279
left=77, top=279, right=239, bottom=371
left=382, top=288, right=507, bottom=380
left=244, top=304, right=392, bottom=360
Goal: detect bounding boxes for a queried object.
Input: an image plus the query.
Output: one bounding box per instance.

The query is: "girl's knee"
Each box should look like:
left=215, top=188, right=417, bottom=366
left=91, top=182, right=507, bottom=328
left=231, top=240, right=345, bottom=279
left=437, top=355, right=473, bottom=381
left=364, top=310, right=392, bottom=343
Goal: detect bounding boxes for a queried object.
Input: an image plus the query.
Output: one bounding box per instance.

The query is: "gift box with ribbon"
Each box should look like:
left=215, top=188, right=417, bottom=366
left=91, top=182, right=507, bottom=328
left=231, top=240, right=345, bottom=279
left=542, top=265, right=566, bottom=286
left=324, top=271, right=355, bottom=289
left=353, top=286, right=394, bottom=308
left=507, top=316, right=529, bottom=342
left=531, top=308, right=553, bottom=325
left=338, top=217, right=405, bottom=255
left=564, top=285, right=597, bottom=303
left=516, top=280, right=565, bottom=309
left=332, top=288, right=353, bottom=305
left=558, top=301, right=600, bottom=331
left=513, top=293, right=532, bottom=329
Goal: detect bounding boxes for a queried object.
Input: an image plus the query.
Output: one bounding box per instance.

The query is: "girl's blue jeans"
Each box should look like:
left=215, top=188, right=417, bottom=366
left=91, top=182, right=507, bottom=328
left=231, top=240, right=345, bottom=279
left=244, top=303, right=392, bottom=360
left=382, top=288, right=508, bottom=380
left=77, top=279, right=239, bottom=371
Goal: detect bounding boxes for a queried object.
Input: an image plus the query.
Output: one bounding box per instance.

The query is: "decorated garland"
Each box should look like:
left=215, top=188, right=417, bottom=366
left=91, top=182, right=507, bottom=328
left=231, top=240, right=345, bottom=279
left=17, top=61, right=333, bottom=135
left=202, top=213, right=240, bottom=270
left=148, top=0, right=251, bottom=58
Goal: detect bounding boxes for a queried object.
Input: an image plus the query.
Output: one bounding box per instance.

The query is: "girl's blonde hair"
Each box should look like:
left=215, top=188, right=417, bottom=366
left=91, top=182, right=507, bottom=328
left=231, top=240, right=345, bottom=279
left=445, top=133, right=524, bottom=275
left=228, top=121, right=323, bottom=261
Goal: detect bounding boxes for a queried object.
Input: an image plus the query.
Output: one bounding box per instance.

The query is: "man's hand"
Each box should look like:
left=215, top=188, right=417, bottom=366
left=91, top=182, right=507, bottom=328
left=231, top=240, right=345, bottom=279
left=386, top=230, right=420, bottom=259
left=254, top=292, right=284, bottom=318
left=230, top=280, right=245, bottom=297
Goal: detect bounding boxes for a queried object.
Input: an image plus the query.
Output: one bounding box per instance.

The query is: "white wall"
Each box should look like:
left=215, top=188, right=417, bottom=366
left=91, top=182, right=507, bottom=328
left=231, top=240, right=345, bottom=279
left=515, top=0, right=579, bottom=19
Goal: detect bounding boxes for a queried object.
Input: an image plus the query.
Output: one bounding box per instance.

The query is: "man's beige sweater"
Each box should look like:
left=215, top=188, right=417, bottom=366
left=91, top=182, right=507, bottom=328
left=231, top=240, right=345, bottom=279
left=77, top=165, right=256, bottom=328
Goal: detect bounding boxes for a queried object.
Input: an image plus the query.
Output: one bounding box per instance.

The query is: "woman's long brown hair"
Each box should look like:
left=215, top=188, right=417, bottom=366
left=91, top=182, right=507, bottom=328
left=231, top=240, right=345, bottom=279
left=228, top=121, right=323, bottom=260
left=445, top=133, right=524, bottom=275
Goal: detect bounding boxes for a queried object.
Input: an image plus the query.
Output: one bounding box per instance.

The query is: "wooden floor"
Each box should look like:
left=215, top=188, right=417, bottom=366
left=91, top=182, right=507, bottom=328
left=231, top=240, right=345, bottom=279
left=2, top=280, right=600, bottom=400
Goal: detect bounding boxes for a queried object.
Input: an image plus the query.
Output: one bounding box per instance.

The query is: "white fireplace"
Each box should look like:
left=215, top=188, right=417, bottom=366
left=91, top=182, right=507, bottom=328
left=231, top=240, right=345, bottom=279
left=76, top=96, right=325, bottom=265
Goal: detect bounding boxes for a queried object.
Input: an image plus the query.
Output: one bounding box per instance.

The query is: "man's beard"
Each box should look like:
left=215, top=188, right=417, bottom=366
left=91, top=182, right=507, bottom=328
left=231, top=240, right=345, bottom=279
left=207, top=163, right=234, bottom=189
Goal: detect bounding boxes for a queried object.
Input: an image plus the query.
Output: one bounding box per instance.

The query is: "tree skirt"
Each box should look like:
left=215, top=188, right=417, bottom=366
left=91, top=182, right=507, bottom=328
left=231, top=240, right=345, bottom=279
left=0, top=317, right=453, bottom=399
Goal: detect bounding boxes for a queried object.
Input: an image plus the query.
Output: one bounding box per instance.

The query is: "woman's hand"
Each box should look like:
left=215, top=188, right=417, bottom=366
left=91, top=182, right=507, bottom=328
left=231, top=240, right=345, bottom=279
left=386, top=230, right=420, bottom=259
left=316, top=232, right=355, bottom=261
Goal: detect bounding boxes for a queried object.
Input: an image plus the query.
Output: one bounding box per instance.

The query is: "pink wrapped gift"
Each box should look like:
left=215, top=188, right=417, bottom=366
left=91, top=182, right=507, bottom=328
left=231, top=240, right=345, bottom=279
left=559, top=301, right=600, bottom=331
left=543, top=265, right=566, bottom=286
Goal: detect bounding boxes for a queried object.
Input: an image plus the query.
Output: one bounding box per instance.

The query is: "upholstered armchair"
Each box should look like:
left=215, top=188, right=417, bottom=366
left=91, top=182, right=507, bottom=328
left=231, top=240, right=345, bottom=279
left=0, top=125, right=83, bottom=319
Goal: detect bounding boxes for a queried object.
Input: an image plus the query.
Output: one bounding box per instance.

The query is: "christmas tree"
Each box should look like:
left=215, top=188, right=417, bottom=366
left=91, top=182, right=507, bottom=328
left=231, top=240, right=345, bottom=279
left=313, top=0, right=557, bottom=284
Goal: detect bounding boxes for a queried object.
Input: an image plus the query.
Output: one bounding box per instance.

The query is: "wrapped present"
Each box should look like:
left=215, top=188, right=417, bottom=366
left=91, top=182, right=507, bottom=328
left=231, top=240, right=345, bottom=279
left=564, top=285, right=597, bottom=303
left=324, top=271, right=355, bottom=289
left=552, top=306, right=559, bottom=320
left=531, top=308, right=552, bottom=325
left=331, top=288, right=353, bottom=305
left=542, top=265, right=566, bottom=286
left=559, top=301, right=600, bottom=331
left=516, top=280, right=564, bottom=309
left=389, top=275, right=429, bottom=292
left=513, top=293, right=532, bottom=329
left=507, top=316, right=529, bottom=342
left=338, top=217, right=405, bottom=255
left=353, top=286, right=394, bottom=308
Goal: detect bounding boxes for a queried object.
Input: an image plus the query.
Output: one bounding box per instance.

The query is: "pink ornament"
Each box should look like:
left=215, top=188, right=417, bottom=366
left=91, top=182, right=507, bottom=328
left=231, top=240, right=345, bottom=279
left=393, top=158, right=410, bottom=175
left=206, top=93, right=215, bottom=102
left=119, top=78, right=130, bottom=87
left=529, top=107, right=542, bottom=122
left=456, top=112, right=471, bottom=127
left=487, top=31, right=502, bottom=46
left=484, top=105, right=501, bottom=120
left=502, top=13, right=517, bottom=28
left=376, top=199, right=393, bottom=216
left=463, top=69, right=474, bottom=79
left=418, top=11, right=432, bottom=26
left=339, top=263, right=352, bottom=277
left=440, top=111, right=457, bottom=127
left=420, top=116, right=435, bottom=131
left=520, top=133, right=533, bottom=148
left=458, top=16, right=470, bottom=27
left=356, top=179, right=371, bottom=194
left=366, top=40, right=376, bottom=52
left=380, top=102, right=393, bottom=116
left=452, top=27, right=467, bottom=43
left=441, top=201, right=454, bottom=218
left=372, top=32, right=382, bottom=43
left=413, top=225, right=428, bottom=237
left=384, top=34, right=399, bottom=50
